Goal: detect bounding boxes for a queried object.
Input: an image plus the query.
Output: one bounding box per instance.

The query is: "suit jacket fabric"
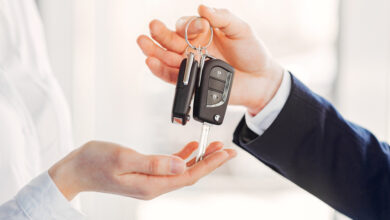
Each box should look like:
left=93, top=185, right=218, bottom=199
left=233, top=74, right=390, bottom=220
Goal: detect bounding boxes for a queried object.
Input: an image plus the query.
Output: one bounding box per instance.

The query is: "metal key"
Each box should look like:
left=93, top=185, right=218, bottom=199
left=196, top=122, right=211, bottom=162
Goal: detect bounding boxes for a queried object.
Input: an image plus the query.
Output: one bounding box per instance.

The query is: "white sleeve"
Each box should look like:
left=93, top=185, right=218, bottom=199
left=0, top=171, right=85, bottom=220
left=245, top=70, right=291, bottom=136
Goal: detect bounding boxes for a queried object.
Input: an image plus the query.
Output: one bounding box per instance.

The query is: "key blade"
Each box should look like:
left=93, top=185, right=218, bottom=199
left=196, top=123, right=211, bottom=162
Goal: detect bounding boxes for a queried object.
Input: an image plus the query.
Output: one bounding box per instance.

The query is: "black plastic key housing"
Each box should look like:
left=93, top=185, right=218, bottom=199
left=193, top=59, right=234, bottom=125
left=171, top=57, right=198, bottom=125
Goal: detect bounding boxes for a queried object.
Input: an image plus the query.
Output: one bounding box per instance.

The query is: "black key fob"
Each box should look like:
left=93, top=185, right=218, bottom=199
left=193, top=59, right=234, bottom=125
left=171, top=53, right=198, bottom=125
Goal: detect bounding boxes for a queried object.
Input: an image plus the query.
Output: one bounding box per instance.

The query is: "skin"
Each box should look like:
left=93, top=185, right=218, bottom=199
left=49, top=141, right=236, bottom=201
left=50, top=4, right=282, bottom=203
left=137, top=5, right=284, bottom=116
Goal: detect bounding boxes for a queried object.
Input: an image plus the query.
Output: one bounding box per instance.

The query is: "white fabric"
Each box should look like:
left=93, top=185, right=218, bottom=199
left=0, top=172, right=83, bottom=219
left=245, top=70, right=291, bottom=136
left=0, top=0, right=83, bottom=218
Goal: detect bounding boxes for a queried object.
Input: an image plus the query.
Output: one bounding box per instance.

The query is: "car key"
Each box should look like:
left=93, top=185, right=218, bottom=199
left=171, top=16, right=234, bottom=162
left=171, top=52, right=198, bottom=125
left=194, top=53, right=235, bottom=161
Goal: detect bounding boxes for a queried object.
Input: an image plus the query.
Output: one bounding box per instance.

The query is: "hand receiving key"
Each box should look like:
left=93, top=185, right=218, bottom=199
left=49, top=141, right=236, bottom=201
left=137, top=5, right=284, bottom=117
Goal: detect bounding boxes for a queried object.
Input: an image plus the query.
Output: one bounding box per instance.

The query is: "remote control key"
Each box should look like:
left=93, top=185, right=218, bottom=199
left=210, top=67, right=228, bottom=82
left=207, top=90, right=223, bottom=105
left=208, top=78, right=225, bottom=93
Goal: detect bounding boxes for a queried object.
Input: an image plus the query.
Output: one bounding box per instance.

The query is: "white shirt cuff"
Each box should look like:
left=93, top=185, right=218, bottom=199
left=245, top=70, right=291, bottom=136
left=15, top=171, right=85, bottom=219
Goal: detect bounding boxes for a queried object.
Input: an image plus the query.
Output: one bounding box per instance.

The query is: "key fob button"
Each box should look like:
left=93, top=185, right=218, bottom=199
left=210, top=67, right=228, bottom=82
left=208, top=78, right=225, bottom=93
left=207, top=90, right=223, bottom=105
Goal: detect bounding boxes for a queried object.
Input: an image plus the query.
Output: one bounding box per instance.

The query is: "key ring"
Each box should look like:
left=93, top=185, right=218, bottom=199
left=185, top=16, right=213, bottom=51
left=185, top=46, right=201, bottom=55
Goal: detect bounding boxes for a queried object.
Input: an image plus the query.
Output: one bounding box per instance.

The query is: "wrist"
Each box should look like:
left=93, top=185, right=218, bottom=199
left=246, top=60, right=284, bottom=116
left=49, top=149, right=82, bottom=201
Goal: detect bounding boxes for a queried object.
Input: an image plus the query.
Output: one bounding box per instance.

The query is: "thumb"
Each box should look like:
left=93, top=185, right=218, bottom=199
left=198, top=5, right=249, bottom=38
left=136, top=155, right=186, bottom=175
left=175, top=16, right=209, bottom=39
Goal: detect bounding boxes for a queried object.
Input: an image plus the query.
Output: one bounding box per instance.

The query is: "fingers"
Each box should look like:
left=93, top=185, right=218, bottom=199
left=149, top=19, right=188, bottom=54
left=175, top=16, right=209, bottom=39
left=137, top=35, right=183, bottom=68
left=173, top=141, right=199, bottom=160
left=175, top=16, right=214, bottom=50
left=145, top=57, right=179, bottom=84
left=180, top=148, right=237, bottom=186
left=118, top=147, right=236, bottom=199
left=198, top=5, right=249, bottom=38
left=186, top=141, right=224, bottom=167
left=188, top=149, right=236, bottom=177
left=132, top=154, right=187, bottom=175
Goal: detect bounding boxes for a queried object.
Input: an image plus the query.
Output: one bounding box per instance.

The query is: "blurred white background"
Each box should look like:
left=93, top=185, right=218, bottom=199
left=35, top=0, right=390, bottom=219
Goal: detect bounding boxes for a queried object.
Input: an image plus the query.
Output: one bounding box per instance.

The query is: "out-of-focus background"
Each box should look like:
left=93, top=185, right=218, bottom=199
left=35, top=0, right=390, bottom=219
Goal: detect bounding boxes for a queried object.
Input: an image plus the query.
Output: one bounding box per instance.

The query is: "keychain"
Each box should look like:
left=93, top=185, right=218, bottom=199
left=171, top=16, right=235, bottom=162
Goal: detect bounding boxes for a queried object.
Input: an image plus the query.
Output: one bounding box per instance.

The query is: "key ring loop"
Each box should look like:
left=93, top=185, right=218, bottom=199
left=185, top=16, right=213, bottom=51
left=185, top=46, right=201, bottom=55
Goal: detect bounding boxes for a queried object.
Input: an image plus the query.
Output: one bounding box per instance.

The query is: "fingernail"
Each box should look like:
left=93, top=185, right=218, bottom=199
left=146, top=58, right=156, bottom=66
left=208, top=7, right=216, bottom=13
left=170, top=159, right=185, bottom=174
left=194, top=19, right=203, bottom=30
left=225, top=149, right=237, bottom=159
left=136, top=36, right=145, bottom=47
left=176, top=17, right=186, bottom=27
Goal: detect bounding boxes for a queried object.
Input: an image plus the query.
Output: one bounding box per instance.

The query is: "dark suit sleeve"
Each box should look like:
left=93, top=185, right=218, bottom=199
left=233, top=73, right=390, bottom=220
